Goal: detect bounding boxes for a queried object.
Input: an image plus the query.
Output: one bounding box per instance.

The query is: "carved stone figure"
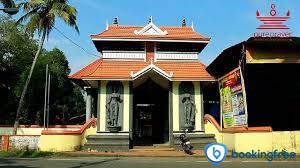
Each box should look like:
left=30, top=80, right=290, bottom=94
left=106, top=82, right=123, bottom=132
left=179, top=82, right=196, bottom=131
left=106, top=83, right=123, bottom=130
left=182, top=92, right=195, bottom=127
left=106, top=92, right=121, bottom=126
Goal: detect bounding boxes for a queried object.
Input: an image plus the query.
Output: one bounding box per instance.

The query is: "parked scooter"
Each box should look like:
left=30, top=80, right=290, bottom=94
left=179, top=129, right=193, bottom=155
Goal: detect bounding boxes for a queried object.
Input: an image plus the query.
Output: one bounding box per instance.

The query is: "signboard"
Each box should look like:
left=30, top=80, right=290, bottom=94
left=219, top=68, right=248, bottom=128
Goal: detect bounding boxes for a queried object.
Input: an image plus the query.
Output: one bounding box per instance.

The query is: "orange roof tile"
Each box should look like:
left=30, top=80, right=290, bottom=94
left=155, top=61, right=214, bottom=81
left=70, top=59, right=215, bottom=81
left=91, top=25, right=210, bottom=42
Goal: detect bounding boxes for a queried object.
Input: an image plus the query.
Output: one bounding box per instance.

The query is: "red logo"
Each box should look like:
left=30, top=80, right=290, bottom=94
left=254, top=4, right=292, bottom=39
left=256, top=4, right=290, bottom=30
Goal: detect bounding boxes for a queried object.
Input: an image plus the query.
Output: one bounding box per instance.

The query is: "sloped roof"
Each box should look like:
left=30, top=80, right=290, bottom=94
left=70, top=59, right=215, bottom=81
left=91, top=25, right=210, bottom=42
left=206, top=37, right=300, bottom=78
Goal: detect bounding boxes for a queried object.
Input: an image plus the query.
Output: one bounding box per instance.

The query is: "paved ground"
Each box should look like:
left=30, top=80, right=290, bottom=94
left=1, top=157, right=300, bottom=168
left=66, top=149, right=207, bottom=157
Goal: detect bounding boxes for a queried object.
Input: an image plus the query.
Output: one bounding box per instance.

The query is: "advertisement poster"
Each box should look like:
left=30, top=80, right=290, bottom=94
left=219, top=68, right=247, bottom=128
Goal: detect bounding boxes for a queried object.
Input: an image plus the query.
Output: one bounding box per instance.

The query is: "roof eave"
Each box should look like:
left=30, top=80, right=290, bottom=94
left=69, top=77, right=216, bottom=82
left=90, top=37, right=210, bottom=43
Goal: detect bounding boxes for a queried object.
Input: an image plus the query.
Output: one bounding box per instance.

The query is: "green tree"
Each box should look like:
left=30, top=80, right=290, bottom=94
left=0, top=16, right=38, bottom=124
left=0, top=0, right=19, bottom=15
left=16, top=48, right=85, bottom=125
left=0, top=16, right=85, bottom=126
left=14, top=0, right=79, bottom=134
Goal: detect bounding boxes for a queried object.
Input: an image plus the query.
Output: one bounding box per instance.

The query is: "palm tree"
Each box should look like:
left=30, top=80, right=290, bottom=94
left=0, top=0, right=19, bottom=15
left=13, top=0, right=79, bottom=134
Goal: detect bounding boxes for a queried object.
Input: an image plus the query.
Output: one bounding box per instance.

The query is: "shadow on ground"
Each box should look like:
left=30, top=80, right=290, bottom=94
left=0, top=158, right=38, bottom=168
left=68, top=158, right=120, bottom=168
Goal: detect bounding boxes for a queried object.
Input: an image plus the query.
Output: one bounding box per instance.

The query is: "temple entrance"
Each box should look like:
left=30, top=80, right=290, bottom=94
left=132, top=79, right=169, bottom=146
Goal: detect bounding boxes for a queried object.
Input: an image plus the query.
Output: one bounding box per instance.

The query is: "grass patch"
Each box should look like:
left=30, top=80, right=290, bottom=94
left=0, top=150, right=66, bottom=158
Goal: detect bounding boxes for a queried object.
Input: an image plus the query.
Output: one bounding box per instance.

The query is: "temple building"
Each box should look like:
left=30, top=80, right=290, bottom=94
left=70, top=17, right=216, bottom=151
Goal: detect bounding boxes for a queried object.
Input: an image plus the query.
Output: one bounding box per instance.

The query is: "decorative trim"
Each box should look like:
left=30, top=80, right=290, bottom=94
left=155, top=52, right=199, bottom=60
left=204, top=114, right=273, bottom=133
left=41, top=118, right=97, bottom=135
left=130, top=64, right=173, bottom=80
left=0, top=125, right=82, bottom=128
left=102, top=50, right=146, bottom=59
left=134, top=22, right=168, bottom=35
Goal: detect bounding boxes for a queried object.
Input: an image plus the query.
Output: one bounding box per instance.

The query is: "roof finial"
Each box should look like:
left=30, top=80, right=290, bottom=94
left=148, top=16, right=153, bottom=23
left=191, top=21, right=194, bottom=31
left=106, top=20, right=109, bottom=30
left=113, top=17, right=118, bottom=25
left=182, top=18, right=186, bottom=27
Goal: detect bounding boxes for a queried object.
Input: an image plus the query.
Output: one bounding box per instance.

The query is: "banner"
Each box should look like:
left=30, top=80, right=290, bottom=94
left=219, top=68, right=247, bottom=128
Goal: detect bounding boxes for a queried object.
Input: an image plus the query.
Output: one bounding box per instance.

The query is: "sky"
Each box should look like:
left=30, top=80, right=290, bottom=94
left=22, top=0, right=300, bottom=73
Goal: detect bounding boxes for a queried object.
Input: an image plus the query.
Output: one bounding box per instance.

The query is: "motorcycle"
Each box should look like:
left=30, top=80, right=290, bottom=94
left=179, top=129, right=193, bottom=155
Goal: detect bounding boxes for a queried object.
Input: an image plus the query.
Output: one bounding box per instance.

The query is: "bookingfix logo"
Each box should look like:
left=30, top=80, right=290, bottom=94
left=204, top=143, right=228, bottom=165
left=204, top=143, right=297, bottom=164
left=232, top=150, right=297, bottom=162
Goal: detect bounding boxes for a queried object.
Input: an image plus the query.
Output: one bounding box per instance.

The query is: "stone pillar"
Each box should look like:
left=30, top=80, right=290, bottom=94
left=97, top=81, right=101, bottom=132
left=129, top=81, right=133, bottom=146
left=172, top=81, right=180, bottom=132
left=85, top=87, right=92, bottom=122
left=169, top=82, right=174, bottom=146
left=193, top=81, right=202, bottom=131
left=200, top=82, right=204, bottom=131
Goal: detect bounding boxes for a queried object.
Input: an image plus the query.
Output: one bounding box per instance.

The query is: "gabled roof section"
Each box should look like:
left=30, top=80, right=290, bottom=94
left=91, top=25, right=210, bottom=42
left=69, top=59, right=215, bottom=81
left=130, top=63, right=173, bottom=81
left=134, top=22, right=168, bottom=35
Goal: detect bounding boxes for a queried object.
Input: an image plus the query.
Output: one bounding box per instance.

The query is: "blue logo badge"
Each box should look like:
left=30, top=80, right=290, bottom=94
left=204, top=143, right=228, bottom=165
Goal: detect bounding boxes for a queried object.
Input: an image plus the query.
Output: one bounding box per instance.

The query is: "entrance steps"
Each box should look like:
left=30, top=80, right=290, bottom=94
left=130, top=145, right=175, bottom=152
left=174, top=133, right=217, bottom=150
left=82, top=133, right=217, bottom=152
left=83, top=135, right=129, bottom=152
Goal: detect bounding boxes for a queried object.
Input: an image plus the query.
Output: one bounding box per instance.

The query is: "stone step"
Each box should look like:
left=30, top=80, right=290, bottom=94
left=83, top=134, right=130, bottom=152
left=132, top=145, right=170, bottom=149
left=174, top=138, right=216, bottom=145
left=174, top=133, right=216, bottom=138
left=173, top=134, right=217, bottom=150
left=130, top=147, right=175, bottom=152
left=83, top=134, right=217, bottom=152
left=86, top=135, right=127, bottom=140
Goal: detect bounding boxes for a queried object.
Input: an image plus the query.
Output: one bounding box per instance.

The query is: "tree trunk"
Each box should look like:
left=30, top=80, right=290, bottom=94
left=13, top=31, right=47, bottom=135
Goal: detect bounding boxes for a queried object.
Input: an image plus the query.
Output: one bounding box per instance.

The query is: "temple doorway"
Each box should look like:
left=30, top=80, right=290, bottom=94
left=132, top=79, right=169, bottom=146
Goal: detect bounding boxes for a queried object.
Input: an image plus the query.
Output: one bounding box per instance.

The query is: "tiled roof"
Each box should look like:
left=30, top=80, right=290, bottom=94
left=69, top=59, right=215, bottom=81
left=91, top=25, right=210, bottom=41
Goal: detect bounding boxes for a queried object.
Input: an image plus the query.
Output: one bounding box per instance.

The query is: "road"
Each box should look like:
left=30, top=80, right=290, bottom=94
left=1, top=157, right=300, bottom=168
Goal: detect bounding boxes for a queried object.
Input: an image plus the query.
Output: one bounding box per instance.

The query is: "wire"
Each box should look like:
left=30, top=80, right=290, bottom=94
left=53, top=26, right=98, bottom=58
